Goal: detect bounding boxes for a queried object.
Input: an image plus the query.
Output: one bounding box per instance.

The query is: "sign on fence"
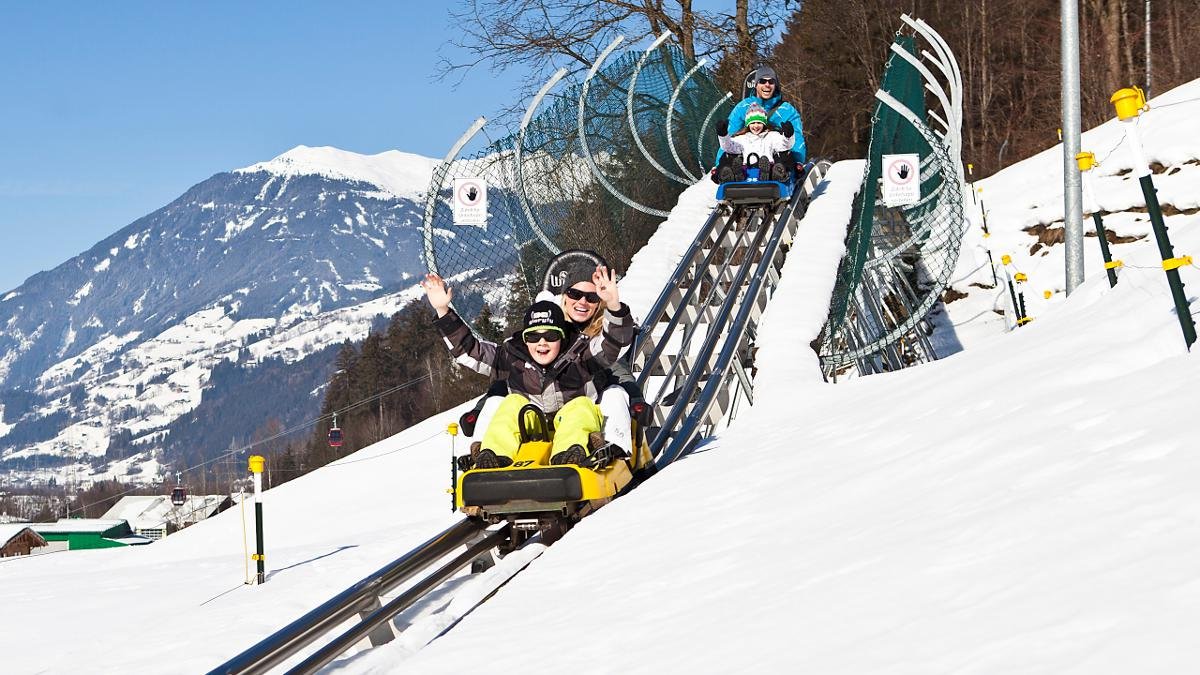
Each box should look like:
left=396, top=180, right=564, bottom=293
left=453, top=178, right=487, bottom=227
left=881, top=154, right=920, bottom=206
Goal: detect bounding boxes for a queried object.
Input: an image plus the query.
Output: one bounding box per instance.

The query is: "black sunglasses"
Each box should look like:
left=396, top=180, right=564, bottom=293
left=564, top=287, right=601, bottom=303
left=757, top=78, right=776, bottom=85
left=522, top=329, right=564, bottom=344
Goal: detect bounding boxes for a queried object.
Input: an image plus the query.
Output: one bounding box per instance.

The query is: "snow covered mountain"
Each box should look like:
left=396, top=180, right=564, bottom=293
left=0, top=146, right=464, bottom=485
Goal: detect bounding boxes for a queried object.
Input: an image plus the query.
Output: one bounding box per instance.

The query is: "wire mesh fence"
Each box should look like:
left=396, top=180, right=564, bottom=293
left=420, top=41, right=731, bottom=332
left=817, top=29, right=966, bottom=376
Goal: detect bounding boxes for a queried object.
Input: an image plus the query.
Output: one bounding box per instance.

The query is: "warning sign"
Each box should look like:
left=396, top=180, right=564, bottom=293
left=453, top=178, right=487, bottom=227
left=881, top=154, right=920, bottom=207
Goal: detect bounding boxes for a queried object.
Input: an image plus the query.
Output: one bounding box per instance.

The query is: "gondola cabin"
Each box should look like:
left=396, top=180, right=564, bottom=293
left=170, top=486, right=187, bottom=507
left=328, top=425, right=344, bottom=448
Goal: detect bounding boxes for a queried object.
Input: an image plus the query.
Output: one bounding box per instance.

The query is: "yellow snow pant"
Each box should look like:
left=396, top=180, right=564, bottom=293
left=480, top=394, right=603, bottom=459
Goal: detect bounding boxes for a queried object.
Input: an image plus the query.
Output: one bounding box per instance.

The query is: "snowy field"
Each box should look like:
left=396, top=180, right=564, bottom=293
left=2, top=80, right=1199, bottom=673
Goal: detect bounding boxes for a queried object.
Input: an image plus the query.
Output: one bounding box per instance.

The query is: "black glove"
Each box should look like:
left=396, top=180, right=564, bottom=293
left=715, top=119, right=728, bottom=137
left=781, top=121, right=794, bottom=138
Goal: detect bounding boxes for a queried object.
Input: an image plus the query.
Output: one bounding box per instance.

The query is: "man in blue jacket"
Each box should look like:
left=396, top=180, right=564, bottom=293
left=723, top=65, right=806, bottom=167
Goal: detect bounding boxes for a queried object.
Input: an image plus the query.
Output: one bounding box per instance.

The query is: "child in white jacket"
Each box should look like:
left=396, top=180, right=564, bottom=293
left=716, top=103, right=796, bottom=183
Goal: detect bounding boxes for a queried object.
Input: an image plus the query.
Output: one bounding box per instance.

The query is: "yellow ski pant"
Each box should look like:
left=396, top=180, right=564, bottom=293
left=480, top=394, right=603, bottom=459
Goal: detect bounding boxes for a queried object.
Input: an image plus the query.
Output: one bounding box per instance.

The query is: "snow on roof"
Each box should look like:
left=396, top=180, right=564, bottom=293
left=234, top=145, right=439, bottom=201
left=32, top=519, right=128, bottom=533
left=0, top=524, right=46, bottom=546
left=102, top=495, right=229, bottom=530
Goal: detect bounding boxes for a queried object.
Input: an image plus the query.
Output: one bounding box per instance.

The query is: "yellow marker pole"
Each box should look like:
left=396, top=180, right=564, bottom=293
left=249, top=455, right=266, bottom=585
left=1111, top=87, right=1195, bottom=348
left=447, top=422, right=459, bottom=512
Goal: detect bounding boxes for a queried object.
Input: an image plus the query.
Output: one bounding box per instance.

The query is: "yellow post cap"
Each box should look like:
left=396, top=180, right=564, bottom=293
left=249, top=455, right=265, bottom=474
left=447, top=422, right=459, bottom=436
left=1110, top=87, right=1147, bottom=121
left=967, top=163, right=974, bottom=174
left=1075, top=151, right=1096, bottom=172
left=1014, top=272, right=1028, bottom=283
left=1043, top=290, right=1052, bottom=299
left=1001, top=254, right=1012, bottom=265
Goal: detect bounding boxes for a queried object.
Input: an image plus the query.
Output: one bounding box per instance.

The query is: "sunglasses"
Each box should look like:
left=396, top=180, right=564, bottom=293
left=757, top=78, right=776, bottom=85
left=522, top=328, right=564, bottom=344
left=564, top=287, right=601, bottom=303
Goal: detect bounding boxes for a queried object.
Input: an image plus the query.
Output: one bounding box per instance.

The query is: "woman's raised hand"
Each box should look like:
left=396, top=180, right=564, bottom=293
left=421, top=272, right=453, bottom=317
left=592, top=265, right=620, bottom=311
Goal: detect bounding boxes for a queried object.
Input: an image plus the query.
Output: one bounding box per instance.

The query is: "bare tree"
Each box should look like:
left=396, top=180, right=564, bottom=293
left=438, top=0, right=794, bottom=98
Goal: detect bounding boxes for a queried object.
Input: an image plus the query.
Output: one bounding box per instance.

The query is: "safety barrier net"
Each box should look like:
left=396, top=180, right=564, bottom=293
left=817, top=33, right=966, bottom=374
left=420, top=43, right=733, bottom=330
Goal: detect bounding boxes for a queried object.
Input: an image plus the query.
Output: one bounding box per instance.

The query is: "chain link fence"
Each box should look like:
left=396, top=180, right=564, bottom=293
left=816, top=28, right=966, bottom=377
left=420, top=40, right=732, bottom=331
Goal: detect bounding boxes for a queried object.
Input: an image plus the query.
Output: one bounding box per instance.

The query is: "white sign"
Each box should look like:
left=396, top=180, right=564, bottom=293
left=453, top=178, right=487, bottom=226
left=881, top=153, right=920, bottom=206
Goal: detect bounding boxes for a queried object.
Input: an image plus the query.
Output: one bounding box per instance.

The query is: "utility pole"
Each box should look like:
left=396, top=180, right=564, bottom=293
left=1145, top=0, right=1152, bottom=97
left=1062, top=0, right=1085, bottom=293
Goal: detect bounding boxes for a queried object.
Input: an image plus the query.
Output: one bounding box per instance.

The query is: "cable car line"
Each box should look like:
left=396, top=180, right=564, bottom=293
left=67, top=373, right=434, bottom=517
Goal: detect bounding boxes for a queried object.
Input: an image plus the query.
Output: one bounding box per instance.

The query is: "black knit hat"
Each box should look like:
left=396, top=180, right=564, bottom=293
left=522, top=300, right=569, bottom=334
left=542, top=249, right=610, bottom=296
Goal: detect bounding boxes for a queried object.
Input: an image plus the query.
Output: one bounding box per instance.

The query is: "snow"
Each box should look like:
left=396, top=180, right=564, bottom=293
left=236, top=145, right=440, bottom=201
left=2, top=79, right=1199, bottom=674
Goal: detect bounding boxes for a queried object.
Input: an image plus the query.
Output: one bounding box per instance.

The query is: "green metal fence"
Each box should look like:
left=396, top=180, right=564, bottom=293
left=817, top=23, right=966, bottom=377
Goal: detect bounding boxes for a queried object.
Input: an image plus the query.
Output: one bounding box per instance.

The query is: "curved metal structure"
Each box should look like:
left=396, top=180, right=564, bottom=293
left=421, top=117, right=488, bottom=275
left=665, top=57, right=708, bottom=182
left=514, top=68, right=570, bottom=255
left=626, top=32, right=692, bottom=185
left=697, top=93, right=733, bottom=173
left=577, top=35, right=672, bottom=218
left=818, top=17, right=967, bottom=376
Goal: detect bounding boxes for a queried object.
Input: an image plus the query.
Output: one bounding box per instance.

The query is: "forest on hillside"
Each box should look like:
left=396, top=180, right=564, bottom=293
left=768, top=0, right=1197, bottom=178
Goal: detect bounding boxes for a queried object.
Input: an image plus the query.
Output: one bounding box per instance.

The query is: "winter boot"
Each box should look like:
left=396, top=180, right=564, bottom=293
left=716, top=154, right=741, bottom=183
left=586, top=443, right=629, bottom=469
left=756, top=154, right=772, bottom=179
left=550, top=444, right=588, bottom=466
left=769, top=160, right=790, bottom=182
left=474, top=448, right=513, bottom=469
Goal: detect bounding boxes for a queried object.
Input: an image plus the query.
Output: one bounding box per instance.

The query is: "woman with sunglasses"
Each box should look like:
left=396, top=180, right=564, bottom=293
left=422, top=265, right=633, bottom=468
left=541, top=250, right=644, bottom=465
left=715, top=64, right=806, bottom=170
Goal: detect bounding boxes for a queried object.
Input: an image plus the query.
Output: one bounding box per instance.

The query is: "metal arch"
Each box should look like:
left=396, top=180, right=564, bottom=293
left=890, top=43, right=956, bottom=154
left=666, top=56, right=709, bottom=182
left=421, top=116, right=487, bottom=275
left=626, top=32, right=692, bottom=185
left=514, top=68, right=569, bottom=256
left=697, top=93, right=733, bottom=172
left=904, top=16, right=964, bottom=171
left=577, top=35, right=673, bottom=218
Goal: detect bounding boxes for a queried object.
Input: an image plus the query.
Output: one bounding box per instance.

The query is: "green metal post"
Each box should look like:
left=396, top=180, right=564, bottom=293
left=1092, top=213, right=1118, bottom=287
left=1138, top=173, right=1196, bottom=347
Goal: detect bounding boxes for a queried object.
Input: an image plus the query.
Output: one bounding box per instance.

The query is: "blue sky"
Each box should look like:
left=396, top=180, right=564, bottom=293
left=0, top=3, right=530, bottom=293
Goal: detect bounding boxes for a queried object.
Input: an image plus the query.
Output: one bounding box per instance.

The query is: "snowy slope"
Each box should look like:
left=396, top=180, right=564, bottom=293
left=2, top=80, right=1199, bottom=674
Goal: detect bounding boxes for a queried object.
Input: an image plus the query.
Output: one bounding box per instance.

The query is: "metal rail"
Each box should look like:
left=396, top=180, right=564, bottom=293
left=208, top=518, right=490, bottom=675
left=653, top=191, right=805, bottom=466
